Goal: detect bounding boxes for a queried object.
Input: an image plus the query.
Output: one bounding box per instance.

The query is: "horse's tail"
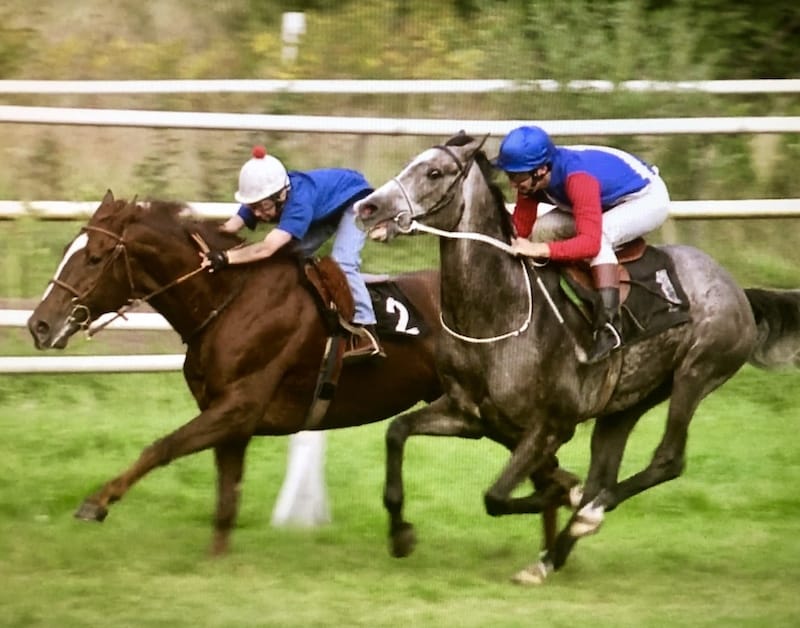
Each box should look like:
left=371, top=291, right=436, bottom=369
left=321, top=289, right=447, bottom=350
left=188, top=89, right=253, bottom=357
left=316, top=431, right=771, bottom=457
left=745, top=288, right=800, bottom=369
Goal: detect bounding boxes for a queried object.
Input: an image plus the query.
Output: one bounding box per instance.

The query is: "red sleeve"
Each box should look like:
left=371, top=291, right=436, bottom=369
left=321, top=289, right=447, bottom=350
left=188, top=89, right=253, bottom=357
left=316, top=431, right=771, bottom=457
left=511, top=193, right=539, bottom=238
left=547, top=172, right=603, bottom=261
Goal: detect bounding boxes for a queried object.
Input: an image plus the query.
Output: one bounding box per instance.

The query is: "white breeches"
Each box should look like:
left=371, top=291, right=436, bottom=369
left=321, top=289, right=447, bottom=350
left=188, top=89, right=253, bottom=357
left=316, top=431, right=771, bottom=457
left=531, top=174, right=670, bottom=266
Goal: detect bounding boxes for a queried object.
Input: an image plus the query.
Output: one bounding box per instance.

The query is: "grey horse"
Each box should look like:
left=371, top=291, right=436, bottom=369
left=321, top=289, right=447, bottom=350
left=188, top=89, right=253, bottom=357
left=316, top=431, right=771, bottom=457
left=355, top=132, right=800, bottom=584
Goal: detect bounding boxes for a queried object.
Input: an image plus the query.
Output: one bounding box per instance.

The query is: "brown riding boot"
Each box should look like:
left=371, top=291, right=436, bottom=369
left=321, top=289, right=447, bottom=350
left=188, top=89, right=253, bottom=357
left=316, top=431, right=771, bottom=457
left=343, top=324, right=385, bottom=363
left=585, top=264, right=623, bottom=364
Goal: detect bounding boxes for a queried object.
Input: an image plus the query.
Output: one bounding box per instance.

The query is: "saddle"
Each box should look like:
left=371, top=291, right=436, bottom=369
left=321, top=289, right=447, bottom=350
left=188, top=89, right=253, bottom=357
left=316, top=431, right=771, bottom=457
left=303, top=259, right=431, bottom=340
left=558, top=238, right=691, bottom=344
left=303, top=256, right=355, bottom=331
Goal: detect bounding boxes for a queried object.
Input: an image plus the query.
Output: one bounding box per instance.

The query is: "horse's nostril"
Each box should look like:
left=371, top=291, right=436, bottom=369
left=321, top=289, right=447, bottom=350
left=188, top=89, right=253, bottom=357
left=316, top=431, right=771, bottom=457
left=359, top=203, right=376, bottom=218
left=34, top=320, right=50, bottom=337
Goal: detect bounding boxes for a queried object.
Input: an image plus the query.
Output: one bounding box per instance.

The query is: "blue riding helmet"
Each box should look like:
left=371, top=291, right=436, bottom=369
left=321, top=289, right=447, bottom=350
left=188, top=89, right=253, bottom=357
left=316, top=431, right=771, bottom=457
left=494, top=126, right=556, bottom=173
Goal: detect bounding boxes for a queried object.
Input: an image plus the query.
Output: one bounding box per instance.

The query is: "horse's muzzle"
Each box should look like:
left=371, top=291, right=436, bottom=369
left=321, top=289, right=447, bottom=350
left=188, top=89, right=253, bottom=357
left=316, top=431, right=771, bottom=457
left=27, top=315, right=75, bottom=350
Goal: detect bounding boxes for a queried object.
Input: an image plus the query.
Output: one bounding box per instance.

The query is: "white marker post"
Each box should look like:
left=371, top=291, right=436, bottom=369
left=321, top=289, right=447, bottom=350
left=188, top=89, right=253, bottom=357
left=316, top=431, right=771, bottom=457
left=281, top=12, right=306, bottom=64
left=271, top=431, right=330, bottom=527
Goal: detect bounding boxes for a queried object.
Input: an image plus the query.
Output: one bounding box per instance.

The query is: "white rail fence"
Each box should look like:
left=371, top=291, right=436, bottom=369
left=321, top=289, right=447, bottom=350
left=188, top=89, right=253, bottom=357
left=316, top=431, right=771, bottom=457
left=2, top=78, right=800, bottom=94
left=2, top=78, right=798, bottom=526
left=3, top=198, right=800, bottom=221
left=2, top=105, right=800, bottom=136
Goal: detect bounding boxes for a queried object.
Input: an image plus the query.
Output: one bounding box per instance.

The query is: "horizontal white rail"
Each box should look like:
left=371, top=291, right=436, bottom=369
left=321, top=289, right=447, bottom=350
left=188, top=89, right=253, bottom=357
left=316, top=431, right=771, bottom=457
left=2, top=79, right=800, bottom=95
left=0, top=200, right=236, bottom=220
left=0, top=354, right=184, bottom=373
left=0, top=309, right=171, bottom=330
left=1, top=105, right=799, bottom=136
left=2, top=199, right=800, bottom=221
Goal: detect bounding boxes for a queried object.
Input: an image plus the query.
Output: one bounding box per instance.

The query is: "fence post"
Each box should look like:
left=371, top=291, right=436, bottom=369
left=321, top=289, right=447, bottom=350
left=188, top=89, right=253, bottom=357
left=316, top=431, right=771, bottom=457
left=271, top=431, right=330, bottom=527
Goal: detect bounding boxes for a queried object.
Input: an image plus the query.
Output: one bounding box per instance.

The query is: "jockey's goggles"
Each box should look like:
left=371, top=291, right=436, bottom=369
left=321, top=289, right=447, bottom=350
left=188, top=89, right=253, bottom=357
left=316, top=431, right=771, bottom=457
left=248, top=188, right=287, bottom=210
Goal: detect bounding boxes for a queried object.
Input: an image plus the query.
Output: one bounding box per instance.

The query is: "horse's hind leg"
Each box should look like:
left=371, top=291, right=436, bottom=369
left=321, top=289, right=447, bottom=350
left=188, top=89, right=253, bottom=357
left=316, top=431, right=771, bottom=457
left=384, top=395, right=484, bottom=558
left=211, top=438, right=250, bottom=556
left=600, top=365, right=736, bottom=512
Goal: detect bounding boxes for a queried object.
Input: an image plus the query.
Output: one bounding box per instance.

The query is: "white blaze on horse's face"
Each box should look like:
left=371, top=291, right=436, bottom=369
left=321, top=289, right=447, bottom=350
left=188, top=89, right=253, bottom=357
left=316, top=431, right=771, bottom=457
left=394, top=147, right=462, bottom=219
left=358, top=146, right=466, bottom=241
left=41, top=232, right=89, bottom=301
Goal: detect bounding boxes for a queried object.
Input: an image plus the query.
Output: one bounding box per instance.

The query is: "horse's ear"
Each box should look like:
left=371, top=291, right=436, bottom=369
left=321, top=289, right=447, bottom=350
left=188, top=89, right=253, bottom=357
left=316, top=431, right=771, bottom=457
left=121, top=195, right=138, bottom=213
left=102, top=189, right=114, bottom=205
left=466, top=133, right=490, bottom=158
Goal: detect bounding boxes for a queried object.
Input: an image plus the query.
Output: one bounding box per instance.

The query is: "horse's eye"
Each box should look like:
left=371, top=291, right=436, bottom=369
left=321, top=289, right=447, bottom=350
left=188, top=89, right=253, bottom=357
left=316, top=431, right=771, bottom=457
left=428, top=169, right=443, bottom=179
left=87, top=253, right=102, bottom=266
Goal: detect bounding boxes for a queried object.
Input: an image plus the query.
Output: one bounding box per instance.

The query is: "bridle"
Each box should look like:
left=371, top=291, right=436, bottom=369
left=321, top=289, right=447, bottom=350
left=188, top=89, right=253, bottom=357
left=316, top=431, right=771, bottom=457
left=390, top=136, right=488, bottom=233
left=48, top=224, right=209, bottom=339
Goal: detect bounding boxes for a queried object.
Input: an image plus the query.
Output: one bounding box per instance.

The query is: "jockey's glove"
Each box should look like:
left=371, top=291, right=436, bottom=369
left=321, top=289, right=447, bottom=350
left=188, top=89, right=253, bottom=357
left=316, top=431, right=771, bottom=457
left=204, top=249, right=229, bottom=271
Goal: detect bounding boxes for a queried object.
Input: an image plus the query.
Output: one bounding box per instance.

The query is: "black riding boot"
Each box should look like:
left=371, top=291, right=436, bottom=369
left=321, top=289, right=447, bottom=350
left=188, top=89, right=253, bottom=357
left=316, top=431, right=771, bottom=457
left=585, top=286, right=623, bottom=364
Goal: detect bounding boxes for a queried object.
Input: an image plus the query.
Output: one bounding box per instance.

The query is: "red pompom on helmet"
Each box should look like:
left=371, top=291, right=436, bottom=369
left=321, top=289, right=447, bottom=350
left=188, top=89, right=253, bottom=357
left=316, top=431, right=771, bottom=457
left=251, top=145, right=267, bottom=159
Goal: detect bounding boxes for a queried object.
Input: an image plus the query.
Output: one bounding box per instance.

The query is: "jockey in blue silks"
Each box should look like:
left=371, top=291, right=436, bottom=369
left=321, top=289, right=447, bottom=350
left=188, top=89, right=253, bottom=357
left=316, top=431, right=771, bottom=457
left=201, top=145, right=382, bottom=361
left=496, top=126, right=671, bottom=363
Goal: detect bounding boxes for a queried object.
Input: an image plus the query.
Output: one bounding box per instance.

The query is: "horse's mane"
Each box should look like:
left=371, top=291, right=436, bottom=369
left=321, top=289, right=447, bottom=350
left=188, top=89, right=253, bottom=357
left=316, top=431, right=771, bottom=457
left=444, top=133, right=515, bottom=242
left=132, top=200, right=244, bottom=250
left=133, top=199, right=302, bottom=263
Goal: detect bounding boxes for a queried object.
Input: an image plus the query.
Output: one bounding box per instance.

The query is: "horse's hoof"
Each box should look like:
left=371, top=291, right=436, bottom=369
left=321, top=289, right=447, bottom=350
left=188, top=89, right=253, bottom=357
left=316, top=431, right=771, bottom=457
left=569, top=501, right=604, bottom=537
left=74, top=500, right=108, bottom=522
left=390, top=523, right=417, bottom=558
left=511, top=560, right=552, bottom=586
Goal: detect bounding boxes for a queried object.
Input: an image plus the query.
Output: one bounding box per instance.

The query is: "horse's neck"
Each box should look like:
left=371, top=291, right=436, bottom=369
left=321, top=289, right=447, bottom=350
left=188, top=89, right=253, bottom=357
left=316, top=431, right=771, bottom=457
left=134, top=243, right=240, bottom=342
left=439, top=184, right=526, bottom=333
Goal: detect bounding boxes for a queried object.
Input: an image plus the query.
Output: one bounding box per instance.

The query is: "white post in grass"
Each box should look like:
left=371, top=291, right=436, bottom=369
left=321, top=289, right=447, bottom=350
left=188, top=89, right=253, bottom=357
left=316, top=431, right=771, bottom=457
left=271, top=431, right=330, bottom=527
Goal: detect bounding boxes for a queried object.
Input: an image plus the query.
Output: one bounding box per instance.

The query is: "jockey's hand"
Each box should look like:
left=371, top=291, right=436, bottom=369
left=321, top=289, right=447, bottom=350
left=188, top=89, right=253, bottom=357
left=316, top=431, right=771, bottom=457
left=511, top=238, right=550, bottom=259
left=201, top=249, right=229, bottom=272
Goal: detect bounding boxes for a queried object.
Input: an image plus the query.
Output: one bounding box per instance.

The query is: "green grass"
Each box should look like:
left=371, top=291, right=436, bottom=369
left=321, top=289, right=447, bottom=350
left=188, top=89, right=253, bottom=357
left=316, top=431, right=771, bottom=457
left=0, top=365, right=799, bottom=627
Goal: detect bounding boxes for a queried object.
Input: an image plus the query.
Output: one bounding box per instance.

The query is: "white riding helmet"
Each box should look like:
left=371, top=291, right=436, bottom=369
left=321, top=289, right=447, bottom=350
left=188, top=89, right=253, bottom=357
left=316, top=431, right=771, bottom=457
left=234, top=145, right=289, bottom=204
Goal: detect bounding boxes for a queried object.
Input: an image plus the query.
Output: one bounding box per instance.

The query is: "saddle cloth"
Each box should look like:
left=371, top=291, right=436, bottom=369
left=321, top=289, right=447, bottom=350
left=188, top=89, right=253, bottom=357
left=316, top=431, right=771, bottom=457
left=303, top=258, right=430, bottom=339
left=367, top=279, right=431, bottom=338
left=560, top=243, right=691, bottom=345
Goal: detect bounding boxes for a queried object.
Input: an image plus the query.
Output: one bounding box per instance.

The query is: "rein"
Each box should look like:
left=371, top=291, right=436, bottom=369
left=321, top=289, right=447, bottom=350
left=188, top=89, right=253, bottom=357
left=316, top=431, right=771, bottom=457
left=404, top=220, right=535, bottom=343
left=50, top=224, right=225, bottom=342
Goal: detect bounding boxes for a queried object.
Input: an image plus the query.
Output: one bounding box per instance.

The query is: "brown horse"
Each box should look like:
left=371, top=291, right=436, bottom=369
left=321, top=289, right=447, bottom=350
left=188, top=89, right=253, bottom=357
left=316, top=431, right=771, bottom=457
left=27, top=190, right=442, bottom=554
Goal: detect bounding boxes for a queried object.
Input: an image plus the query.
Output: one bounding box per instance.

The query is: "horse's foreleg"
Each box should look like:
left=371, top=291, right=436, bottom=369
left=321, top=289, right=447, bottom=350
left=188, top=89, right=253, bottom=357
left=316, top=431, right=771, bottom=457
left=384, top=395, right=484, bottom=558
left=75, top=394, right=262, bottom=528
left=546, top=406, right=644, bottom=572
left=532, top=464, right=582, bottom=559
left=480, top=423, right=567, bottom=585
left=210, top=438, right=250, bottom=556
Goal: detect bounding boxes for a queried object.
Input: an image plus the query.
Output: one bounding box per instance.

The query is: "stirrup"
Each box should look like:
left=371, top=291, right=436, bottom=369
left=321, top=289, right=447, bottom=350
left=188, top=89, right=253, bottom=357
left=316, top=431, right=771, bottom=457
left=584, top=323, right=622, bottom=364
left=343, top=325, right=385, bottom=363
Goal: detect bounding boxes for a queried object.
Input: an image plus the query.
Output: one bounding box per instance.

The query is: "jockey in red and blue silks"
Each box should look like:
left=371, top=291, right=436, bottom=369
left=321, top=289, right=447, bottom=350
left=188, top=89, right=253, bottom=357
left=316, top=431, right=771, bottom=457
left=199, top=146, right=383, bottom=362
left=495, top=125, right=670, bottom=363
